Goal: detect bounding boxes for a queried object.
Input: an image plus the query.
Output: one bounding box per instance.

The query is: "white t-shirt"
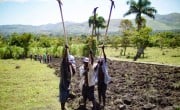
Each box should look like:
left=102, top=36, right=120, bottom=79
left=79, top=64, right=96, bottom=88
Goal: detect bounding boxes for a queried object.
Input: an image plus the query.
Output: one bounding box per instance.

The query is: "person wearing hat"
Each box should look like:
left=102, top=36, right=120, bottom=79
left=59, top=45, right=76, bottom=110
left=79, top=50, right=97, bottom=109
left=95, top=45, right=111, bottom=108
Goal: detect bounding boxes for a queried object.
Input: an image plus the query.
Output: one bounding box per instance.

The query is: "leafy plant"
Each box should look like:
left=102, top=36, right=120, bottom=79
left=11, top=46, right=24, bottom=59
left=0, top=46, right=12, bottom=59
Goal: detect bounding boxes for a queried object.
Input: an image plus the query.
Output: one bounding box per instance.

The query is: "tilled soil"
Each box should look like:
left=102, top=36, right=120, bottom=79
left=48, top=57, right=180, bottom=110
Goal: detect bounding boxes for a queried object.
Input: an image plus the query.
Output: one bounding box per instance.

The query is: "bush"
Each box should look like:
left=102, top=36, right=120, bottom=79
left=0, top=46, right=24, bottom=59
left=70, top=45, right=78, bottom=55
left=74, top=44, right=85, bottom=56
left=53, top=46, right=63, bottom=58
left=82, top=44, right=90, bottom=57
left=0, top=46, right=12, bottom=59
left=46, top=47, right=54, bottom=55
left=82, top=37, right=97, bottom=57
left=11, top=46, right=24, bottom=59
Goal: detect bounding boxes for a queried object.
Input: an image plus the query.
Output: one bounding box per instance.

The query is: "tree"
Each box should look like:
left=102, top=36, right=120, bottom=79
left=9, top=33, right=32, bottom=57
left=132, top=27, right=152, bottom=60
left=0, top=34, right=4, bottom=47
left=9, top=33, right=21, bottom=46
left=20, top=33, right=32, bottom=57
left=88, top=14, right=106, bottom=43
left=120, top=19, right=134, bottom=56
left=124, top=0, right=157, bottom=31
left=38, top=35, right=51, bottom=53
left=120, top=19, right=133, bottom=32
left=120, top=31, right=131, bottom=56
left=124, top=0, right=157, bottom=60
left=111, top=36, right=121, bottom=49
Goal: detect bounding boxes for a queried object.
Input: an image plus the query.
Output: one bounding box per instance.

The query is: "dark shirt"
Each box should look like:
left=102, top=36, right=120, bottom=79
left=98, top=65, right=105, bottom=84
left=60, top=57, right=71, bottom=87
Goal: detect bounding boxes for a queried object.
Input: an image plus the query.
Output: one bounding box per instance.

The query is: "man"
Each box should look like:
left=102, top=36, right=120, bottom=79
left=96, top=45, right=111, bottom=108
left=79, top=50, right=97, bottom=109
left=59, top=45, right=76, bottom=110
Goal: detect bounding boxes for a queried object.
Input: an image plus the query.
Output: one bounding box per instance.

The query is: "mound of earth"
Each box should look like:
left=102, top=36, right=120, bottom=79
left=48, top=57, right=180, bottom=110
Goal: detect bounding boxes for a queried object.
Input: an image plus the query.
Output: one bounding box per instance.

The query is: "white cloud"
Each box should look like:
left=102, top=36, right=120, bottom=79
left=0, top=0, right=49, bottom=3
left=0, top=0, right=28, bottom=3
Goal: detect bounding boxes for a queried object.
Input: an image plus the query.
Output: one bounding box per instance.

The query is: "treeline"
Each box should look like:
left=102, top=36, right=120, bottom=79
left=0, top=33, right=79, bottom=59
left=0, top=30, right=179, bottom=59
left=110, top=31, right=180, bottom=48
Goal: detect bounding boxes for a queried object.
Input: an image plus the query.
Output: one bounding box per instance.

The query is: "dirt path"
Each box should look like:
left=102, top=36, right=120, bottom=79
left=48, top=57, right=180, bottom=110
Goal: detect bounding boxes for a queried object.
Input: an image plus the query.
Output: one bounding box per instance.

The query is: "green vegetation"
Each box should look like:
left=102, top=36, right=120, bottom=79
left=106, top=47, right=180, bottom=65
left=0, top=59, right=60, bottom=110
left=88, top=14, right=106, bottom=42
left=0, top=31, right=180, bottom=65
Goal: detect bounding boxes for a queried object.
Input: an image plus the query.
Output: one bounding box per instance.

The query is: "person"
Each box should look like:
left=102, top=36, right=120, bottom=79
left=79, top=50, right=97, bottom=109
left=30, top=53, right=33, bottom=60
left=59, top=44, right=76, bottom=110
left=95, top=45, right=111, bottom=108
left=43, top=53, right=47, bottom=63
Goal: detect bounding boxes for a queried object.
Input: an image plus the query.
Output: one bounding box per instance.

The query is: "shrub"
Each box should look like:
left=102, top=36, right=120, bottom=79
left=76, top=44, right=85, bottom=56
left=70, top=45, right=78, bottom=55
left=82, top=44, right=90, bottom=57
left=11, top=46, right=24, bottom=59
left=53, top=46, right=63, bottom=58
left=0, top=46, right=12, bottom=59
left=82, top=37, right=97, bottom=57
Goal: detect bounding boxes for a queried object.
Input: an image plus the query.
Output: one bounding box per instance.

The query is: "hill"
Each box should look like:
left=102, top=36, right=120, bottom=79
left=0, top=13, right=180, bottom=36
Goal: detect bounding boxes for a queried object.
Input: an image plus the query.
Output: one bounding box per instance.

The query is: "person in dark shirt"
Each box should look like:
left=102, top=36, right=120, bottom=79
left=59, top=45, right=76, bottom=110
left=96, top=45, right=111, bottom=108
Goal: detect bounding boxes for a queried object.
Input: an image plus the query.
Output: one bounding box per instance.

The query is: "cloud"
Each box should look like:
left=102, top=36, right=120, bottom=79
left=0, top=0, right=49, bottom=3
left=0, top=0, right=29, bottom=3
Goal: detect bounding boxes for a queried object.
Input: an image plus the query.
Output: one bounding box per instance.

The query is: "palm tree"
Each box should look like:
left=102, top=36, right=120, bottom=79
left=88, top=14, right=106, bottom=42
left=124, top=0, right=157, bottom=31
left=124, top=0, right=157, bottom=61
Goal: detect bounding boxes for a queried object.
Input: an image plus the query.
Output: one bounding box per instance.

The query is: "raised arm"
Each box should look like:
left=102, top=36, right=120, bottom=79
left=62, top=44, right=68, bottom=61
left=102, top=45, right=107, bottom=62
left=89, top=50, right=94, bottom=65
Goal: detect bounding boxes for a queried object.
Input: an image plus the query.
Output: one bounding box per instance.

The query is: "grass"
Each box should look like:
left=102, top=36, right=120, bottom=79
left=0, top=59, right=60, bottom=110
left=105, top=47, right=180, bottom=66
left=0, top=47, right=179, bottom=110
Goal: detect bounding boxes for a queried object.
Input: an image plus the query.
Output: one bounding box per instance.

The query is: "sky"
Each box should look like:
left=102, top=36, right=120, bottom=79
left=0, top=0, right=180, bottom=25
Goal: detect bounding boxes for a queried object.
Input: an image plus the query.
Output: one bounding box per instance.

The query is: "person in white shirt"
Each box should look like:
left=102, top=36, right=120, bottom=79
left=79, top=50, right=97, bottom=109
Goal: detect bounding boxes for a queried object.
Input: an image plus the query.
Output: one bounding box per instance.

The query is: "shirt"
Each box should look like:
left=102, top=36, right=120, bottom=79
left=94, top=59, right=111, bottom=84
left=79, top=64, right=96, bottom=87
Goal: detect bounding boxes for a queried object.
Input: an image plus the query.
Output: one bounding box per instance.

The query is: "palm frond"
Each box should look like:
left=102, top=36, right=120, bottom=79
left=141, top=0, right=151, bottom=7
left=124, top=8, right=139, bottom=17
left=142, top=7, right=157, bottom=19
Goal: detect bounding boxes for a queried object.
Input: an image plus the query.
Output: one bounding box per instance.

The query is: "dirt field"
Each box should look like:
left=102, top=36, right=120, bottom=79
left=48, top=57, right=180, bottom=110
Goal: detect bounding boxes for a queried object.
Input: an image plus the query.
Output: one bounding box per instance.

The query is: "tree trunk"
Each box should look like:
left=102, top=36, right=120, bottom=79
left=133, top=47, right=145, bottom=61
left=97, top=28, right=100, bottom=43
left=123, top=47, right=127, bottom=56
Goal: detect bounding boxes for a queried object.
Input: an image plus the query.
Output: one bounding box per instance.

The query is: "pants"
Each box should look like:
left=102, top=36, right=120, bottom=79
left=59, top=80, right=70, bottom=103
left=98, top=82, right=107, bottom=105
left=82, top=85, right=95, bottom=101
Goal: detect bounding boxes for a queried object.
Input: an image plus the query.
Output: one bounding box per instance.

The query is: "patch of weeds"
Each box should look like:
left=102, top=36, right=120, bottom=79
left=171, top=55, right=180, bottom=57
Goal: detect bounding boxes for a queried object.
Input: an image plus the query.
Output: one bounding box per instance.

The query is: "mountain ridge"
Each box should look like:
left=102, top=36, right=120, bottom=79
left=0, top=13, right=180, bottom=36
